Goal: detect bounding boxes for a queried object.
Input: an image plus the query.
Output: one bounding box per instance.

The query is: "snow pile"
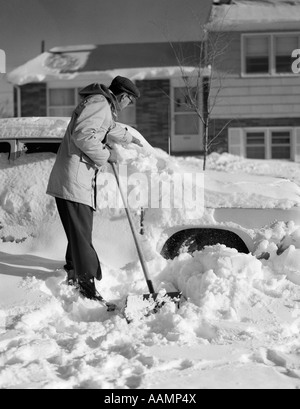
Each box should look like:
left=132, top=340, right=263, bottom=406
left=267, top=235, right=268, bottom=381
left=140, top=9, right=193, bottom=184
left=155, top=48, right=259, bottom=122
left=1, top=236, right=300, bottom=388
left=252, top=221, right=300, bottom=285
left=256, top=222, right=300, bottom=286
left=0, top=138, right=300, bottom=388
left=274, top=246, right=300, bottom=285
left=206, top=152, right=300, bottom=186
left=160, top=246, right=264, bottom=320
left=0, top=153, right=57, bottom=242
left=279, top=226, right=300, bottom=251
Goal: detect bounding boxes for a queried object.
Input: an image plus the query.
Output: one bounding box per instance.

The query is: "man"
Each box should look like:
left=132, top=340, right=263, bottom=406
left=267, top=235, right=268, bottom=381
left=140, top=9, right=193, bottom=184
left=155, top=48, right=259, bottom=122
left=47, top=76, right=141, bottom=302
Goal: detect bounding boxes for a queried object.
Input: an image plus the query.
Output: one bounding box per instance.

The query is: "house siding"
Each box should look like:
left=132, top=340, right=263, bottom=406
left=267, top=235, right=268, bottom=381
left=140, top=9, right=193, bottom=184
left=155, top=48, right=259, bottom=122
left=210, top=76, right=300, bottom=119
left=136, top=79, right=170, bottom=152
left=210, top=31, right=300, bottom=119
left=207, top=29, right=300, bottom=160
left=209, top=31, right=241, bottom=76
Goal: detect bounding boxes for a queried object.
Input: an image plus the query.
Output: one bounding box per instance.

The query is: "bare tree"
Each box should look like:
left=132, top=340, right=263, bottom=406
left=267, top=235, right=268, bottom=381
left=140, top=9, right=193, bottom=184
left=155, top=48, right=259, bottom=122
left=169, top=24, right=232, bottom=171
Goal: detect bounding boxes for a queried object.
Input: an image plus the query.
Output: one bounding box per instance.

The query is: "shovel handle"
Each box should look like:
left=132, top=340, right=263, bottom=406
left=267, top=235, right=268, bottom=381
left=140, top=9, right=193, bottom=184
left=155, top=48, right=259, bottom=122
left=111, top=162, right=155, bottom=294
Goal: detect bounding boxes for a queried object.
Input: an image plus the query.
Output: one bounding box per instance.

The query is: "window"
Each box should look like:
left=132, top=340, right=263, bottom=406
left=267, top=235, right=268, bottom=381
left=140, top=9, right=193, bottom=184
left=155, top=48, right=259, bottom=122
left=243, top=33, right=300, bottom=76
left=174, top=87, right=200, bottom=135
left=0, top=142, right=11, bottom=156
left=271, top=130, right=291, bottom=159
left=245, top=129, right=292, bottom=159
left=245, top=36, right=270, bottom=74
left=275, top=35, right=299, bottom=74
left=246, top=132, right=266, bottom=159
left=48, top=88, right=77, bottom=116
left=229, top=128, right=295, bottom=160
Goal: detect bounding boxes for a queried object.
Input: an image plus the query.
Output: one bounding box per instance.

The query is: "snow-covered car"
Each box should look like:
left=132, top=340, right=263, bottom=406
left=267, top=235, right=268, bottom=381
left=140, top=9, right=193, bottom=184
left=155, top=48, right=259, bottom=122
left=158, top=170, right=300, bottom=259
left=1, top=116, right=300, bottom=259
left=121, top=122, right=300, bottom=259
left=0, top=117, right=69, bottom=158
left=159, top=206, right=300, bottom=260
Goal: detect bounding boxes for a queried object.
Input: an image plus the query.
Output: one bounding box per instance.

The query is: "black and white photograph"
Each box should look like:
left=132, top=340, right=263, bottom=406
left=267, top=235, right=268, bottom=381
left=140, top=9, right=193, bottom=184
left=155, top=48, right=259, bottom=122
left=0, top=0, right=300, bottom=390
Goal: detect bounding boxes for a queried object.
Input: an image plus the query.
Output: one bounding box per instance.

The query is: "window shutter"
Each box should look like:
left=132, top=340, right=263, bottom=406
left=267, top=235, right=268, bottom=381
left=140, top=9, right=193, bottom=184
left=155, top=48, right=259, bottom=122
left=228, top=128, right=244, bottom=157
left=294, top=128, right=300, bottom=162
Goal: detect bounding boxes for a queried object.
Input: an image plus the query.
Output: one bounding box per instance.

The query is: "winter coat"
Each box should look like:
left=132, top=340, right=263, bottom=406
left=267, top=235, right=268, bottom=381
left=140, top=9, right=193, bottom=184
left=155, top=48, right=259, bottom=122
left=46, top=84, right=133, bottom=209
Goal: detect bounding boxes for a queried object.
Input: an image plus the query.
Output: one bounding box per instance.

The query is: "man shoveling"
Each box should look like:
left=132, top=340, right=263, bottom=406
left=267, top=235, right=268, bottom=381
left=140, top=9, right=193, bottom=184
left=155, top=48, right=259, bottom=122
left=47, top=76, right=141, bottom=303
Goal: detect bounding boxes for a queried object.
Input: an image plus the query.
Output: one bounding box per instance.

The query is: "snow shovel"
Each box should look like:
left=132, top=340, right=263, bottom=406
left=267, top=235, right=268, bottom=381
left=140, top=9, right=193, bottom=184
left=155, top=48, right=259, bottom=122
left=111, top=162, right=182, bottom=323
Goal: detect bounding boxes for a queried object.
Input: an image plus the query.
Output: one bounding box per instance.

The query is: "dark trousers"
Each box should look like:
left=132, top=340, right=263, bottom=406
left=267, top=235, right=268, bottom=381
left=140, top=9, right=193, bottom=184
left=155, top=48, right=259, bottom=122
left=55, top=198, right=102, bottom=281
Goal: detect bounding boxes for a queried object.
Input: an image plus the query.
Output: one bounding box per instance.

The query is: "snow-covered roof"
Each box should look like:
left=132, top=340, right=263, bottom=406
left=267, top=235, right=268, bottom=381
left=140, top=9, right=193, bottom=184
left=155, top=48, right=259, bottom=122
left=210, top=0, right=300, bottom=30
left=7, top=42, right=204, bottom=86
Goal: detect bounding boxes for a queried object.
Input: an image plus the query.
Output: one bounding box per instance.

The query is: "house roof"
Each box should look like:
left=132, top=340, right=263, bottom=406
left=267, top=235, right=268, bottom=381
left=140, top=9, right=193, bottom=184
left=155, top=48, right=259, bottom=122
left=7, top=42, right=204, bottom=86
left=210, top=0, right=300, bottom=30
left=49, top=42, right=203, bottom=73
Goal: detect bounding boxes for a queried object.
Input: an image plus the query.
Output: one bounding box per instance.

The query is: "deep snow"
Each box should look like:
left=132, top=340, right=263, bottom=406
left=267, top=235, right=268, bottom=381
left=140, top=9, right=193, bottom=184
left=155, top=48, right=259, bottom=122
left=0, top=133, right=300, bottom=389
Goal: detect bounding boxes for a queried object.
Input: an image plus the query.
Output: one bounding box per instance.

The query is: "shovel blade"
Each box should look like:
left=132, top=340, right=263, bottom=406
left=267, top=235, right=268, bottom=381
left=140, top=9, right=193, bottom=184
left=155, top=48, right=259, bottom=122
left=123, top=291, right=182, bottom=323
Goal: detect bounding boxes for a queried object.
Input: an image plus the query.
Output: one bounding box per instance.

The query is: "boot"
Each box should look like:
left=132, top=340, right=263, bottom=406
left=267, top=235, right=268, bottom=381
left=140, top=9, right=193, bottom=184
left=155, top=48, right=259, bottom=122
left=64, top=267, right=77, bottom=287
left=78, top=276, right=104, bottom=302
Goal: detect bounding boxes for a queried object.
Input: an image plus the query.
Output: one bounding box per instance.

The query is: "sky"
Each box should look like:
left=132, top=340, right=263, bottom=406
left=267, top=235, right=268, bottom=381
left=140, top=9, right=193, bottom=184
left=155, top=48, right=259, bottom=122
left=0, top=0, right=212, bottom=71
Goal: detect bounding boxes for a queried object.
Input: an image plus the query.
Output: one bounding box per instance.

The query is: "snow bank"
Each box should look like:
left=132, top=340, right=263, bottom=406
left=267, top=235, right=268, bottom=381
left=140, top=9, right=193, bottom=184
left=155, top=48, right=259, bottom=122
left=160, top=246, right=264, bottom=319
left=206, top=152, right=300, bottom=186
left=1, top=140, right=300, bottom=388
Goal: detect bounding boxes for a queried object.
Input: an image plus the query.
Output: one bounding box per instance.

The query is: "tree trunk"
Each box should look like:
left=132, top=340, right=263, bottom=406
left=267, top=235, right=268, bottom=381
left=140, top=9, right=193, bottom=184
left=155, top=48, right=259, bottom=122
left=203, top=123, right=209, bottom=171
left=202, top=76, right=210, bottom=171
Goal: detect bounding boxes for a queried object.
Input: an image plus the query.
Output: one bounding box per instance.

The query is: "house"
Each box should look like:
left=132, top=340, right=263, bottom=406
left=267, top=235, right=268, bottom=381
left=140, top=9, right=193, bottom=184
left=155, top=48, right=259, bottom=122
left=208, top=0, right=300, bottom=162
left=7, top=42, right=208, bottom=154
left=5, top=0, right=213, bottom=155
left=5, top=0, right=300, bottom=161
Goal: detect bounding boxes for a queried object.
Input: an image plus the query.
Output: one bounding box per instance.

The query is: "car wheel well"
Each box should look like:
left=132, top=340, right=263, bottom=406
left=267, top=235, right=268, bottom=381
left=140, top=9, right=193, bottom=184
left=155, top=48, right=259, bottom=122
left=160, top=227, right=251, bottom=260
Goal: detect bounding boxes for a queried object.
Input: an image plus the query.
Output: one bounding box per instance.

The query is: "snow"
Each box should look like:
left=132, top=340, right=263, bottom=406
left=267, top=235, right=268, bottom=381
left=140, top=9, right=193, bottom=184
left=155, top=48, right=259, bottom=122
left=0, top=117, right=70, bottom=140
left=0, top=129, right=300, bottom=389
left=211, top=1, right=300, bottom=31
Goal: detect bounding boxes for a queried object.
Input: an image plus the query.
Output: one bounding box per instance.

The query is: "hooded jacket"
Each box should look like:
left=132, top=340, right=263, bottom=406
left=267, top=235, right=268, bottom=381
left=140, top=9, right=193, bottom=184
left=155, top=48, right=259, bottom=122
left=46, top=83, right=133, bottom=209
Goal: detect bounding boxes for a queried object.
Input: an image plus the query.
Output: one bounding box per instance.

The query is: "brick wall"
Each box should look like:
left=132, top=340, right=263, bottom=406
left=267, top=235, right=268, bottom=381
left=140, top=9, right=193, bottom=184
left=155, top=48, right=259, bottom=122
left=209, top=117, right=300, bottom=153
left=15, top=83, right=47, bottom=117
left=136, top=79, right=170, bottom=152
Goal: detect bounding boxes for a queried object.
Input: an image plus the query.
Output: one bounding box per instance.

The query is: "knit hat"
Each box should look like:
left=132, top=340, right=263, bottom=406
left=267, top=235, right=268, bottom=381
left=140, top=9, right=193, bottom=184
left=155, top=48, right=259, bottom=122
left=109, top=76, right=140, bottom=99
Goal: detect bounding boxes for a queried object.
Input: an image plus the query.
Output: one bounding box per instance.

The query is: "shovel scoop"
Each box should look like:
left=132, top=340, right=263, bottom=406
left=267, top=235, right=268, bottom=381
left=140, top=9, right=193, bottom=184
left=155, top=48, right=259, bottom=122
left=111, top=162, right=182, bottom=323
left=124, top=290, right=182, bottom=323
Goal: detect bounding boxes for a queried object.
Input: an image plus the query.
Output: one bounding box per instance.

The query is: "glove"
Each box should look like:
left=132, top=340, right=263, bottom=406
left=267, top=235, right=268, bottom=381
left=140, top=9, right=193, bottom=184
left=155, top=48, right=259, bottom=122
left=106, top=145, right=118, bottom=164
